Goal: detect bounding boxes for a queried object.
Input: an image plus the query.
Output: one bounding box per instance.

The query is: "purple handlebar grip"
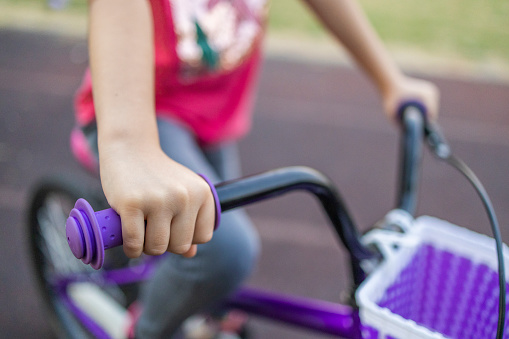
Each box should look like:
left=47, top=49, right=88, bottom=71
left=66, top=174, right=221, bottom=269
left=66, top=199, right=121, bottom=270
left=397, top=100, right=427, bottom=122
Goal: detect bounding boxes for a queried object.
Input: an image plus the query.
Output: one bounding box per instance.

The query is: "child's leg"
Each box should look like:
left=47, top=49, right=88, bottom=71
left=134, top=118, right=260, bottom=338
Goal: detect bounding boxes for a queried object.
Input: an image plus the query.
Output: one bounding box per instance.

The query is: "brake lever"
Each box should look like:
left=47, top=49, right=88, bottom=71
left=424, top=122, right=451, bottom=160
left=397, top=101, right=451, bottom=160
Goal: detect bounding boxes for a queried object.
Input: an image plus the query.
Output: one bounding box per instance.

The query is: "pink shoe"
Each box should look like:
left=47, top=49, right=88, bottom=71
left=182, top=310, right=250, bottom=339
left=125, top=302, right=143, bottom=339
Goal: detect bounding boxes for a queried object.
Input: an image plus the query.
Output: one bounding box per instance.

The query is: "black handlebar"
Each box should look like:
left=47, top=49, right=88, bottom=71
left=216, top=166, right=378, bottom=262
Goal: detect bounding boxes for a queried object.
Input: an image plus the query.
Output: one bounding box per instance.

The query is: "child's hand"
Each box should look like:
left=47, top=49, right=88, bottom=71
left=383, top=76, right=440, bottom=122
left=98, top=142, right=216, bottom=258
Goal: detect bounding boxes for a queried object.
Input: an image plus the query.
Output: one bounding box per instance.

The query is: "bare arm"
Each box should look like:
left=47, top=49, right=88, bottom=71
left=89, top=0, right=157, bottom=147
left=302, top=0, right=439, bottom=120
left=88, top=0, right=214, bottom=258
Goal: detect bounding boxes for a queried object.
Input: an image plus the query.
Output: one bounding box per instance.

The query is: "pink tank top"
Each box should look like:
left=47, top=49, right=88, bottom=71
left=74, top=0, right=267, bottom=145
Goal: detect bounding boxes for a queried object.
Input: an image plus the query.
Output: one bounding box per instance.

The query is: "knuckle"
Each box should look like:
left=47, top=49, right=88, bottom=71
left=172, top=184, right=190, bottom=206
left=123, top=238, right=143, bottom=258
left=169, top=243, right=191, bottom=255
left=146, top=230, right=170, bottom=256
left=121, top=222, right=144, bottom=256
left=118, top=194, right=144, bottom=213
left=145, top=244, right=167, bottom=256
left=196, top=179, right=211, bottom=195
left=196, top=180, right=212, bottom=201
left=146, top=190, right=168, bottom=210
left=122, top=222, right=142, bottom=239
left=194, top=231, right=213, bottom=244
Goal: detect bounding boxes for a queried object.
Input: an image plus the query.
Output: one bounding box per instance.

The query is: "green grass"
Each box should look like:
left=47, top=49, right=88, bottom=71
left=0, top=0, right=87, bottom=11
left=268, top=0, right=509, bottom=64
left=0, top=0, right=87, bottom=35
left=360, top=0, right=509, bottom=62
left=1, top=0, right=508, bottom=64
left=268, top=0, right=325, bottom=37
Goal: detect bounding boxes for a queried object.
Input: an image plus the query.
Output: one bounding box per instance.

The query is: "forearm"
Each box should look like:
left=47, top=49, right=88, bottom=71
left=88, top=0, right=158, bottom=151
left=85, top=1, right=217, bottom=258
left=302, top=0, right=404, bottom=96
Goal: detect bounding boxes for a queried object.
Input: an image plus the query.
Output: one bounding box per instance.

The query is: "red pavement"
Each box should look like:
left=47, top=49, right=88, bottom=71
left=0, top=29, right=508, bottom=338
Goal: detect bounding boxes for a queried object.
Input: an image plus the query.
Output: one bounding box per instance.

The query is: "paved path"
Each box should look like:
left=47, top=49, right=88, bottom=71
left=0, top=29, right=508, bottom=338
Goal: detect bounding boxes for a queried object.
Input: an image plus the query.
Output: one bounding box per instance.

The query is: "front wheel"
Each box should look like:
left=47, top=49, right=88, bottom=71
left=27, top=177, right=100, bottom=338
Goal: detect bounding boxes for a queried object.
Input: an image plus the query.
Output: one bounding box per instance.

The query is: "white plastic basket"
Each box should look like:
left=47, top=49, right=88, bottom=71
left=356, top=216, right=509, bottom=339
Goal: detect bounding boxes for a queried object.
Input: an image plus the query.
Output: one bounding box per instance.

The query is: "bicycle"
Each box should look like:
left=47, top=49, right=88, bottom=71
left=27, top=105, right=508, bottom=339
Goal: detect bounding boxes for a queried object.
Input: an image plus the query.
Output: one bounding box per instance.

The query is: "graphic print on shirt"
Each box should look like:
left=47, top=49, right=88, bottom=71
left=170, top=0, right=268, bottom=78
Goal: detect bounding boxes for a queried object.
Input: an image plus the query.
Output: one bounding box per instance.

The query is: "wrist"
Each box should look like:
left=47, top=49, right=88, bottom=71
left=97, top=110, right=159, bottom=148
left=98, top=127, right=160, bottom=161
left=379, top=70, right=405, bottom=99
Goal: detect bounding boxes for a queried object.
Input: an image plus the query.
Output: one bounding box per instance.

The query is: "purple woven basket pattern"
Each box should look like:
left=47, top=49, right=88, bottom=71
left=373, top=244, right=509, bottom=339
left=359, top=324, right=397, bottom=339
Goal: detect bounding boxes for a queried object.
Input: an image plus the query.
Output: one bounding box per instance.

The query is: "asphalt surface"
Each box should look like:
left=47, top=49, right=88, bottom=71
left=0, top=29, right=508, bottom=338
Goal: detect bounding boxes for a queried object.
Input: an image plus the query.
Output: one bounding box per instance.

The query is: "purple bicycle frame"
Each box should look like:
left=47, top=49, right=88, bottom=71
left=55, top=257, right=361, bottom=339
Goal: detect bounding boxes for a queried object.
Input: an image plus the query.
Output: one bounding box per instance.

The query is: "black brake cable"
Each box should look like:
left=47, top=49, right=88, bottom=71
left=425, top=123, right=506, bottom=339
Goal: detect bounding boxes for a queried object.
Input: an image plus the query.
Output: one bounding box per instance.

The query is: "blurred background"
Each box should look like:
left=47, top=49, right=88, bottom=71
left=0, top=0, right=508, bottom=338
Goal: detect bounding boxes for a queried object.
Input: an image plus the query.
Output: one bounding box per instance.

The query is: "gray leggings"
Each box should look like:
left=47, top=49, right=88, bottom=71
left=85, top=117, right=260, bottom=338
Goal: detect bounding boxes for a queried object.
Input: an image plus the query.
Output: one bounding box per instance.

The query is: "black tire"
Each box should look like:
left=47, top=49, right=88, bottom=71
left=27, top=176, right=100, bottom=339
